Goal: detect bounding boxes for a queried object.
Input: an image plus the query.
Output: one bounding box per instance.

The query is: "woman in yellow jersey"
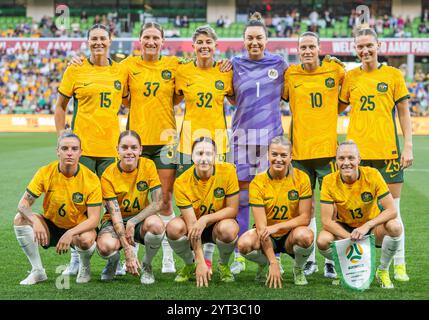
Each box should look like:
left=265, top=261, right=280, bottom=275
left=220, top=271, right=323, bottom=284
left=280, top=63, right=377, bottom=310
left=13, top=131, right=102, bottom=285
left=174, top=25, right=235, bottom=177
left=317, top=141, right=402, bottom=289
left=237, top=136, right=314, bottom=288
left=166, top=137, right=239, bottom=288
left=55, top=24, right=128, bottom=277
left=283, top=31, right=346, bottom=278
left=97, top=130, right=165, bottom=285
left=338, top=26, right=413, bottom=281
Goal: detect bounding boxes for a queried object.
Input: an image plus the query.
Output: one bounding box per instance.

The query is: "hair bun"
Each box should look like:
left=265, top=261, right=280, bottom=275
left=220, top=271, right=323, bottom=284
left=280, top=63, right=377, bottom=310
left=249, top=12, right=263, bottom=22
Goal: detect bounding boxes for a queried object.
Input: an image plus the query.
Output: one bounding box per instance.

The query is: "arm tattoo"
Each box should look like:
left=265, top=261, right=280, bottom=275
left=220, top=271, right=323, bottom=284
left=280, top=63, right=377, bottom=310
left=151, top=188, right=162, bottom=203
left=17, top=191, right=36, bottom=217
left=107, top=199, right=128, bottom=247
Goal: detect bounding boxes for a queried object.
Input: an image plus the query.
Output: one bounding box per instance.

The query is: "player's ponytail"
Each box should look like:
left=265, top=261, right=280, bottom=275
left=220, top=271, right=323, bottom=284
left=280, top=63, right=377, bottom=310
left=243, top=11, right=268, bottom=38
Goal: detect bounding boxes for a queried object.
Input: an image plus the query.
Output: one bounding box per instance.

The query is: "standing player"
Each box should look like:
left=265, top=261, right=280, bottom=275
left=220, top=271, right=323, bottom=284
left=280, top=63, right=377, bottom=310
left=166, top=137, right=239, bottom=287
left=237, top=136, right=314, bottom=287
left=282, top=31, right=346, bottom=278
left=97, top=130, right=164, bottom=284
left=55, top=24, right=128, bottom=276
left=230, top=12, right=288, bottom=274
left=13, top=131, right=101, bottom=285
left=339, top=26, right=413, bottom=281
left=174, top=25, right=234, bottom=269
left=317, top=141, right=402, bottom=288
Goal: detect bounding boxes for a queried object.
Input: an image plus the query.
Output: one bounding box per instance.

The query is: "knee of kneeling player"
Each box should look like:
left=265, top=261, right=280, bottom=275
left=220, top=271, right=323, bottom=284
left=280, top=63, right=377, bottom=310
left=386, top=219, right=402, bottom=238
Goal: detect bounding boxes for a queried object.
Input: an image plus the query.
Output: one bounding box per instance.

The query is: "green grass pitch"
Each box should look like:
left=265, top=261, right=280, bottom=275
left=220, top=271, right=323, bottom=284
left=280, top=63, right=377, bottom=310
left=0, top=132, right=428, bottom=300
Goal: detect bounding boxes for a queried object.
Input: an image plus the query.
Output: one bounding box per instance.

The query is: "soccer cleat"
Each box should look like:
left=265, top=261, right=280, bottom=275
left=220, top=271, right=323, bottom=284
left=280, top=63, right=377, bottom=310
left=62, top=259, right=79, bottom=276
left=332, top=275, right=340, bottom=286
left=101, top=254, right=120, bottom=281
left=324, top=262, right=337, bottom=279
left=115, top=261, right=127, bottom=276
left=76, top=265, right=91, bottom=284
left=376, top=268, right=394, bottom=289
left=174, top=264, right=196, bottom=283
left=217, top=263, right=234, bottom=283
left=293, top=267, right=308, bottom=286
left=162, top=256, right=176, bottom=274
left=394, top=264, right=410, bottom=282
left=20, top=269, right=48, bottom=285
left=230, top=256, right=246, bottom=275
left=303, top=261, right=319, bottom=276
left=255, top=264, right=267, bottom=283
left=140, top=263, right=155, bottom=285
left=205, top=259, right=212, bottom=273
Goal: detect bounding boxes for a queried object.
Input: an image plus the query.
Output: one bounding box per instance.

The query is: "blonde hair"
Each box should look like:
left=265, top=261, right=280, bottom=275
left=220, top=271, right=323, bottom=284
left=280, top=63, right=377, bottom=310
left=192, top=25, right=217, bottom=42
left=353, top=23, right=378, bottom=41
left=337, top=140, right=360, bottom=157
left=57, top=129, right=81, bottom=148
left=269, top=136, right=294, bottom=179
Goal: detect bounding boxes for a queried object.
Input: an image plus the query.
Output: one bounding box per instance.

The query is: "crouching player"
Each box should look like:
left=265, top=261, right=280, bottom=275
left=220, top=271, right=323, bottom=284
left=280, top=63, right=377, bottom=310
left=97, top=130, right=164, bottom=284
left=317, top=141, right=402, bottom=288
left=166, top=137, right=239, bottom=287
left=237, top=136, right=314, bottom=288
left=14, top=130, right=101, bottom=285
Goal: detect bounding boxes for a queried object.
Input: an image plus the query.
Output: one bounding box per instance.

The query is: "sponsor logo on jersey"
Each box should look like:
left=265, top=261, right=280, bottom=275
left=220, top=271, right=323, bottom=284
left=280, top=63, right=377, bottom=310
left=72, top=192, right=84, bottom=203
left=294, top=84, right=303, bottom=88
left=114, top=80, right=121, bottom=90
left=268, top=68, right=278, bottom=79
left=137, top=181, right=149, bottom=192
left=83, top=82, right=92, bottom=86
left=215, top=80, right=224, bottom=90
left=361, top=192, right=373, bottom=202
left=132, top=71, right=142, bottom=76
left=346, top=243, right=363, bottom=264
left=214, top=187, right=225, bottom=198
left=377, top=82, right=388, bottom=92
left=162, top=70, right=172, bottom=80
left=288, top=190, right=299, bottom=201
left=325, top=77, right=335, bottom=88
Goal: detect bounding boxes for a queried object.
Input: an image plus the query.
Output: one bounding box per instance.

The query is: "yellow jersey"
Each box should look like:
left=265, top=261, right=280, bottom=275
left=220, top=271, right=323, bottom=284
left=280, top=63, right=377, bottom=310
left=283, top=60, right=345, bottom=160
left=121, top=55, right=179, bottom=146
left=175, top=61, right=234, bottom=155
left=339, top=64, right=410, bottom=160
left=101, top=158, right=161, bottom=222
left=320, top=166, right=390, bottom=228
left=174, top=163, right=239, bottom=220
left=26, top=161, right=102, bottom=229
left=249, top=168, right=312, bottom=237
left=58, top=58, right=128, bottom=157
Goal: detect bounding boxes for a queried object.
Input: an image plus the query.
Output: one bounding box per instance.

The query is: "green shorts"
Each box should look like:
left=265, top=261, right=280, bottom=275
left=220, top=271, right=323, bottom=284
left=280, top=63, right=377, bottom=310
left=338, top=222, right=380, bottom=248
left=99, top=216, right=145, bottom=245
left=175, top=152, right=227, bottom=178
left=141, top=145, right=176, bottom=170
left=41, top=217, right=72, bottom=249
left=270, top=233, right=295, bottom=258
left=80, top=156, right=116, bottom=178
left=292, top=157, right=337, bottom=190
left=360, top=157, right=404, bottom=184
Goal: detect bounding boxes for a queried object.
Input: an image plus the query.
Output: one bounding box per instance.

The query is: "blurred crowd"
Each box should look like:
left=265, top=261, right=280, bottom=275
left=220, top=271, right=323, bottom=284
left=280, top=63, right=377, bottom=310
left=1, top=49, right=428, bottom=117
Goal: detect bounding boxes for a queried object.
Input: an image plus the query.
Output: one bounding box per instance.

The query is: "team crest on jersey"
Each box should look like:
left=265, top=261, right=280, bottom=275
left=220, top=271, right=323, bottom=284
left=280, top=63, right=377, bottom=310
left=137, top=181, right=149, bottom=192
left=214, top=187, right=225, bottom=198
left=361, top=192, right=374, bottom=202
left=288, top=190, right=299, bottom=201
left=325, top=77, right=335, bottom=88
left=72, top=192, right=84, bottom=203
left=268, top=68, right=278, bottom=79
left=162, top=70, right=172, bottom=80
left=215, top=80, right=224, bottom=90
left=114, top=80, right=121, bottom=90
left=377, top=82, right=388, bottom=92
